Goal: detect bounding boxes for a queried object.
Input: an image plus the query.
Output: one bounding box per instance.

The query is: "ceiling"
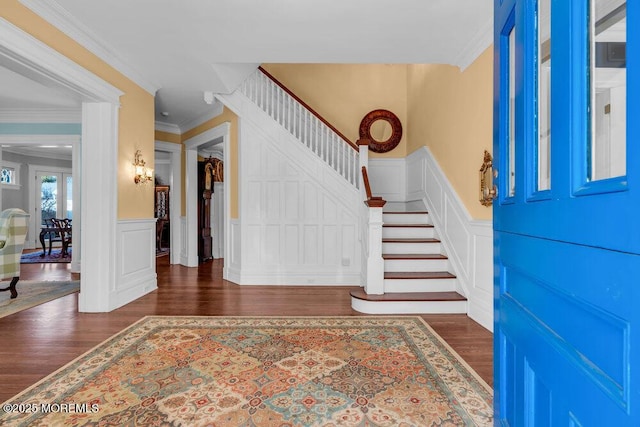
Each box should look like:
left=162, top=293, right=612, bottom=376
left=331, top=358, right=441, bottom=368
left=14, top=0, right=493, bottom=133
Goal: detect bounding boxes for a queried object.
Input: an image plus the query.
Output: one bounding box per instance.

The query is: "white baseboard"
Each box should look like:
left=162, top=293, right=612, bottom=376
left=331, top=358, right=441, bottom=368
left=233, top=271, right=360, bottom=286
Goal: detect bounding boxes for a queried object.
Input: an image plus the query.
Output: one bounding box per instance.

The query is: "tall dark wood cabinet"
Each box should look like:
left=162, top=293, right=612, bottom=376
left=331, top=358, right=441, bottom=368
left=155, top=185, right=170, bottom=251
left=198, top=160, right=213, bottom=263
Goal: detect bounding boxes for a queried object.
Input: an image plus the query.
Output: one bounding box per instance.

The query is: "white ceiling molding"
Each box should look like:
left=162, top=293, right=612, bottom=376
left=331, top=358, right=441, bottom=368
left=19, top=0, right=159, bottom=95
left=178, top=101, right=224, bottom=135
left=0, top=134, right=80, bottom=145
left=455, top=19, right=493, bottom=71
left=0, top=108, right=81, bottom=123
left=2, top=145, right=72, bottom=161
left=155, top=121, right=182, bottom=135
left=0, top=134, right=77, bottom=160
left=0, top=18, right=123, bottom=104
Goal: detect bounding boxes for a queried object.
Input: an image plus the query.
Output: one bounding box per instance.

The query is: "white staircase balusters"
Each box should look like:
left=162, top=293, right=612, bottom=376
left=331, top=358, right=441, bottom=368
left=239, top=69, right=359, bottom=188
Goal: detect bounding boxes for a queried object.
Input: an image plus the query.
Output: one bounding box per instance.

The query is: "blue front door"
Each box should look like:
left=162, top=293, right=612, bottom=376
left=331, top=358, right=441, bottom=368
left=494, top=0, right=639, bottom=424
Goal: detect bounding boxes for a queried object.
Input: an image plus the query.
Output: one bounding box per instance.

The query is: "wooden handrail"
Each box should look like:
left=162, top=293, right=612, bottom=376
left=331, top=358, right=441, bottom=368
left=361, top=166, right=386, bottom=208
left=258, top=66, right=358, bottom=151
left=362, top=166, right=373, bottom=200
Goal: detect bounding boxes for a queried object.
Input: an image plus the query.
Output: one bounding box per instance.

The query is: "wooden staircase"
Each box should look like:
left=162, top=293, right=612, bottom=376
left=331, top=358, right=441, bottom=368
left=351, top=205, right=467, bottom=314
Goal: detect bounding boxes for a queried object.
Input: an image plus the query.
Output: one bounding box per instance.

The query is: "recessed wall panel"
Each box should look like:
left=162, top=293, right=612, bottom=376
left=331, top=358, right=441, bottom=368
left=284, top=225, right=299, bottom=264
left=323, top=225, right=337, bottom=265
left=303, top=225, right=318, bottom=265
left=284, top=181, right=299, bottom=220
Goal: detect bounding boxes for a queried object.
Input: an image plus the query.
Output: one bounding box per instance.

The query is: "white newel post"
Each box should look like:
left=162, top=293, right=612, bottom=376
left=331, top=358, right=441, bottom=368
left=364, top=203, right=385, bottom=295
left=359, top=138, right=385, bottom=294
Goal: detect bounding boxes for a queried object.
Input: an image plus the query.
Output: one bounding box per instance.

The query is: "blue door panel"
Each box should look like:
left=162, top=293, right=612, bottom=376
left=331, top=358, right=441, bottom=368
left=500, top=298, right=631, bottom=424
left=494, top=0, right=638, bottom=422
left=498, top=232, right=639, bottom=408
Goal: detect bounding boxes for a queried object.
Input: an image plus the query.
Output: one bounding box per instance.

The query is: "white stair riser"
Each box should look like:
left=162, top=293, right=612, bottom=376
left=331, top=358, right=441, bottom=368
left=384, top=259, right=449, bottom=272
left=384, top=278, right=457, bottom=293
left=351, top=298, right=467, bottom=315
left=382, top=227, right=435, bottom=239
left=383, top=214, right=430, bottom=225
left=383, top=242, right=442, bottom=254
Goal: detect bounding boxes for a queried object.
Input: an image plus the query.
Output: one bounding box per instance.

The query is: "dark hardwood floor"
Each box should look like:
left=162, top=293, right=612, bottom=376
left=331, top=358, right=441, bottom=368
left=0, top=255, right=493, bottom=403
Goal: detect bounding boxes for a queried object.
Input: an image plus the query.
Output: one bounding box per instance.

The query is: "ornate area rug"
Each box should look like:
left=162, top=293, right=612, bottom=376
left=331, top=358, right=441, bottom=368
left=0, top=280, right=79, bottom=318
left=0, top=316, right=493, bottom=426
left=20, top=248, right=72, bottom=264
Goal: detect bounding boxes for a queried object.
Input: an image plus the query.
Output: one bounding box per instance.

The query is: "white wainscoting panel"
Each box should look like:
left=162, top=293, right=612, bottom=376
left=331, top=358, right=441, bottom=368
left=406, top=147, right=493, bottom=331
left=114, top=219, right=157, bottom=309
left=220, top=89, right=361, bottom=286
left=368, top=158, right=407, bottom=202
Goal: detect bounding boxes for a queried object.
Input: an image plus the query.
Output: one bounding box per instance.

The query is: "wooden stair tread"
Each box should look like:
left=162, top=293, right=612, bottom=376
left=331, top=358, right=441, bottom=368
left=382, top=238, right=441, bottom=243
left=384, top=271, right=456, bottom=279
left=383, top=224, right=434, bottom=228
left=350, top=290, right=466, bottom=302
left=383, top=254, right=447, bottom=260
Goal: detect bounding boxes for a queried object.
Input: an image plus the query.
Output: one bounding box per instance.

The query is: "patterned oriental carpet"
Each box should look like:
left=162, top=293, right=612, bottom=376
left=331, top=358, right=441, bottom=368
left=0, top=316, right=493, bottom=426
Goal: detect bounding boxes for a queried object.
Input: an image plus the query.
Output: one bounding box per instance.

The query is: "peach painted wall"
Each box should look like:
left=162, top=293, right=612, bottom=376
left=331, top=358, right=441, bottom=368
left=181, top=107, right=239, bottom=218
left=261, top=64, right=408, bottom=158
left=407, top=47, right=494, bottom=220
left=155, top=131, right=181, bottom=144
left=2, top=1, right=156, bottom=219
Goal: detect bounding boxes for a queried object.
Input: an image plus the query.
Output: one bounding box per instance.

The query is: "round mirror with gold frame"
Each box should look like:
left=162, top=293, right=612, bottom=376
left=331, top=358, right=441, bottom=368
left=359, top=109, right=403, bottom=153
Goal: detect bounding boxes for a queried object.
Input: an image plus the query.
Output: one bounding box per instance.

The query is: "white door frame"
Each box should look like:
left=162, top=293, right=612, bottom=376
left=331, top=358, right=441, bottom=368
left=28, top=163, right=73, bottom=244
left=183, top=122, right=230, bottom=275
left=154, top=141, right=182, bottom=265
left=0, top=18, right=123, bottom=311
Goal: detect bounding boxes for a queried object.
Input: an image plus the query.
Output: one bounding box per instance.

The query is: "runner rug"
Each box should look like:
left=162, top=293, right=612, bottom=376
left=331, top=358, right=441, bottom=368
left=0, top=316, right=493, bottom=426
left=20, top=248, right=72, bottom=264
left=0, top=280, right=80, bottom=318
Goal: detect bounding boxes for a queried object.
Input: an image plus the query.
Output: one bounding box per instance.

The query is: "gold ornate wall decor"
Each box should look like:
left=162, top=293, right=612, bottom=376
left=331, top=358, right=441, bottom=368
left=479, top=150, right=497, bottom=206
left=213, top=158, right=224, bottom=182
left=359, top=109, right=403, bottom=153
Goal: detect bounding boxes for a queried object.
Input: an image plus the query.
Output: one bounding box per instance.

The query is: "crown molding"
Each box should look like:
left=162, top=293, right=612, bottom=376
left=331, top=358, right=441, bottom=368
left=455, top=18, right=493, bottom=71
left=0, top=18, right=123, bottom=104
left=19, top=0, right=159, bottom=95
left=2, top=145, right=72, bottom=161
left=178, top=101, right=224, bottom=134
left=0, top=134, right=80, bottom=145
left=0, top=108, right=81, bottom=123
left=0, top=134, right=78, bottom=161
left=154, top=121, right=182, bottom=135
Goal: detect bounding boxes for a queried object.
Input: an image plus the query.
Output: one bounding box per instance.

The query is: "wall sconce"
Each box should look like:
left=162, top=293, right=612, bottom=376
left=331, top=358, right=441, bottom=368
left=133, top=150, right=153, bottom=184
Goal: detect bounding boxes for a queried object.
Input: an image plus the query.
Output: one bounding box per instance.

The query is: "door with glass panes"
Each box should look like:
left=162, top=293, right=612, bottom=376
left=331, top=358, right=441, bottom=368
left=494, top=0, right=639, bottom=424
left=35, top=170, right=72, bottom=246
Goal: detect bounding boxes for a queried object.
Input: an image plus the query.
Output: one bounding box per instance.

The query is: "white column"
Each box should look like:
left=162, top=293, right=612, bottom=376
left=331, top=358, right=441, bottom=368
left=78, top=102, right=118, bottom=312
left=71, top=140, right=81, bottom=272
